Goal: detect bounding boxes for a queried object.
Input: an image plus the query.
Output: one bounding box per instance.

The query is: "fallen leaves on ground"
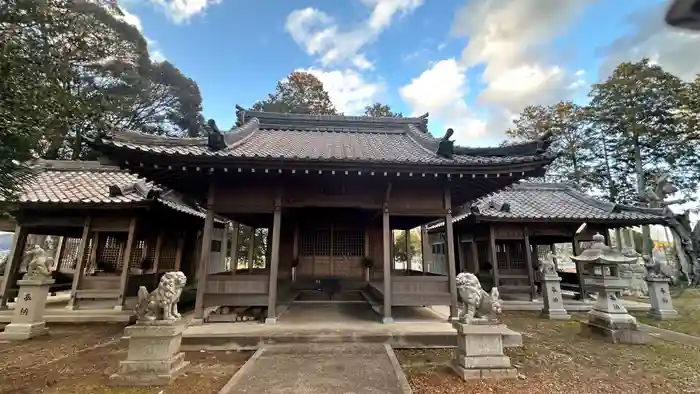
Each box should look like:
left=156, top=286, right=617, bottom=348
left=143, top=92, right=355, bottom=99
left=397, top=312, right=700, bottom=394
left=0, top=325, right=250, bottom=394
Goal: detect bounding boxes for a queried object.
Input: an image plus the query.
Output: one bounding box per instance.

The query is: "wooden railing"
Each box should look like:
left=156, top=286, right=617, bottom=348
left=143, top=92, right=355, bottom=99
left=203, top=274, right=270, bottom=308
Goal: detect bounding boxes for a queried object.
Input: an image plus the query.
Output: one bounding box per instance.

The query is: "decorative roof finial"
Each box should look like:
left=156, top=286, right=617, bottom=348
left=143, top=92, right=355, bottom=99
left=436, top=128, right=455, bottom=159
left=206, top=119, right=226, bottom=151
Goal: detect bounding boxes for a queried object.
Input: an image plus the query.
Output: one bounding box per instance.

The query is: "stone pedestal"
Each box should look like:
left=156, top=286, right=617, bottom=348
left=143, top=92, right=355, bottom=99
left=646, top=276, right=679, bottom=320
left=449, top=321, right=518, bottom=380
left=540, top=275, right=570, bottom=320
left=0, top=278, right=55, bottom=341
left=109, top=320, right=189, bottom=386
left=579, top=291, right=649, bottom=344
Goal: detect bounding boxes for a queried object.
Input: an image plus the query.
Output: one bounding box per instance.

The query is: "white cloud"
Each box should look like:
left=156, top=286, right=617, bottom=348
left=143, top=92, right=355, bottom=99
left=399, top=59, right=486, bottom=142
left=399, top=0, right=591, bottom=140
left=150, top=0, right=222, bottom=23
left=285, top=0, right=424, bottom=69
left=300, top=68, right=385, bottom=115
left=599, top=2, right=700, bottom=81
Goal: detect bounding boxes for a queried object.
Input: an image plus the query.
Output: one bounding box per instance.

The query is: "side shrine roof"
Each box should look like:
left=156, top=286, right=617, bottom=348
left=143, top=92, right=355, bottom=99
left=13, top=160, right=225, bottom=222
left=428, top=182, right=667, bottom=229
left=90, top=109, right=557, bottom=168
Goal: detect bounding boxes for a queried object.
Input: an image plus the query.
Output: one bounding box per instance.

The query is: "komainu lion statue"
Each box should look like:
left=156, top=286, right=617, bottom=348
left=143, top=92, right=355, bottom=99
left=23, top=245, right=53, bottom=280
left=456, top=272, right=502, bottom=323
left=134, top=271, right=187, bottom=321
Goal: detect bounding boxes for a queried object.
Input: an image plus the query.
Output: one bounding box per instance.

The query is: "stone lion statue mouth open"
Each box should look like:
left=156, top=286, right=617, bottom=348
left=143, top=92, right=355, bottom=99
left=456, top=272, right=502, bottom=323
left=134, top=271, right=187, bottom=322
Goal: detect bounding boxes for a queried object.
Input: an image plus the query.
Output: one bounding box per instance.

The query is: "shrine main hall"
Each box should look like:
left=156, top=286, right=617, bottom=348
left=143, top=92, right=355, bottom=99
left=89, top=110, right=557, bottom=324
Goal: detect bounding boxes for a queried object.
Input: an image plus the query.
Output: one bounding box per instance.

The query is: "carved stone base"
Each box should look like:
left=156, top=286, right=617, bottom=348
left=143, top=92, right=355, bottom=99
left=0, top=322, right=49, bottom=341
left=450, top=322, right=518, bottom=381
left=540, top=309, right=571, bottom=320
left=579, top=318, right=649, bottom=345
left=109, top=320, right=188, bottom=386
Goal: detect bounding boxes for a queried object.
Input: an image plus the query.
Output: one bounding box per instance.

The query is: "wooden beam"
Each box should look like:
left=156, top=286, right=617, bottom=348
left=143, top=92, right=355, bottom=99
left=382, top=205, right=393, bottom=323
left=65, top=218, right=91, bottom=310
left=488, top=224, right=499, bottom=290
left=0, top=225, right=28, bottom=309
left=444, top=187, right=458, bottom=320
left=115, top=217, right=137, bottom=310
left=174, top=233, right=185, bottom=271
left=266, top=192, right=283, bottom=323
left=194, top=184, right=216, bottom=320
left=523, top=228, right=536, bottom=301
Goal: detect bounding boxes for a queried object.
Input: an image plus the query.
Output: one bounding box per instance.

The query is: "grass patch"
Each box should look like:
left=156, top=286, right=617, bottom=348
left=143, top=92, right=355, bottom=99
left=396, top=312, right=700, bottom=394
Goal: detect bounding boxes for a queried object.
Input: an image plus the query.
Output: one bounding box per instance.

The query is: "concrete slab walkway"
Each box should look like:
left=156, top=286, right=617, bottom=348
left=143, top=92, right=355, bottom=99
left=220, top=343, right=412, bottom=394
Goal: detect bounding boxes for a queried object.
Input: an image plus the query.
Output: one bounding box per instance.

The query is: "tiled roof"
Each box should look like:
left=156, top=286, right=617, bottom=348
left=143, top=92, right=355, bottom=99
left=15, top=160, right=219, bottom=221
left=93, top=111, right=557, bottom=167
left=428, top=182, right=666, bottom=229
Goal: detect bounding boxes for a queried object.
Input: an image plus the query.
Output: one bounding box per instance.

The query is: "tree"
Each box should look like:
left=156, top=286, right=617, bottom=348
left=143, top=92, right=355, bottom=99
left=364, top=103, right=402, bottom=117
left=506, top=102, right=597, bottom=189
left=250, top=71, right=337, bottom=116
left=588, top=59, right=700, bottom=254
left=393, top=229, right=422, bottom=268
left=2, top=0, right=205, bottom=167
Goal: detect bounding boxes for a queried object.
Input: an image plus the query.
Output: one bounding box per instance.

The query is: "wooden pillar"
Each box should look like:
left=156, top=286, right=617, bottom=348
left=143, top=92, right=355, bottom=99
left=523, top=228, right=536, bottom=301
left=64, top=218, right=91, bottom=310
left=470, top=241, right=479, bottom=273
left=53, top=236, right=65, bottom=270
left=488, top=224, right=499, bottom=290
left=382, top=205, right=393, bottom=323
left=266, top=193, right=282, bottom=324
left=421, top=226, right=430, bottom=274
left=456, top=236, right=465, bottom=273
left=404, top=229, right=410, bottom=272
left=549, top=243, right=557, bottom=269
left=572, top=234, right=585, bottom=299
left=115, top=218, right=137, bottom=310
left=444, top=187, right=458, bottom=319
left=174, top=233, right=185, bottom=271
left=87, top=232, right=99, bottom=275
left=152, top=232, right=163, bottom=273
left=230, top=222, right=240, bottom=274
left=247, top=228, right=256, bottom=274
left=194, top=185, right=216, bottom=320
left=221, top=225, right=229, bottom=272
left=0, top=225, right=29, bottom=309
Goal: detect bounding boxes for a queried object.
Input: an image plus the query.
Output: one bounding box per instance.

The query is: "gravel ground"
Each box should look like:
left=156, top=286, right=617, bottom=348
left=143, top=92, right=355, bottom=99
left=0, top=324, right=250, bottom=394
left=397, top=312, right=700, bottom=394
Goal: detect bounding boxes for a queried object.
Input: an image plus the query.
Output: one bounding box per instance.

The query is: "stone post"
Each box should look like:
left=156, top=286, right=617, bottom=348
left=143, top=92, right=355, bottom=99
left=0, top=277, right=55, bottom=340
left=646, top=276, right=679, bottom=320
left=540, top=266, right=570, bottom=320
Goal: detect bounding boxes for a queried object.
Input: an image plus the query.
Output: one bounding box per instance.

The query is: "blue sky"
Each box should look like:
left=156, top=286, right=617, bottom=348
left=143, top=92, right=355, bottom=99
left=119, top=0, right=698, bottom=146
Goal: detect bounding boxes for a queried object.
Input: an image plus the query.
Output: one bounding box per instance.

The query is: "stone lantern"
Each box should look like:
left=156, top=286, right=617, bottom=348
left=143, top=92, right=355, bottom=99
left=570, top=233, right=648, bottom=344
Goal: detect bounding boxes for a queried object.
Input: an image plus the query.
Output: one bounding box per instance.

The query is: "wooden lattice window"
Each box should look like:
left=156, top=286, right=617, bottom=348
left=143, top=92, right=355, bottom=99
left=96, top=234, right=124, bottom=273
left=58, top=237, right=92, bottom=271
left=129, top=239, right=146, bottom=268
left=158, top=238, right=178, bottom=271
left=332, top=229, right=364, bottom=256
left=507, top=241, right=526, bottom=270
left=496, top=242, right=508, bottom=270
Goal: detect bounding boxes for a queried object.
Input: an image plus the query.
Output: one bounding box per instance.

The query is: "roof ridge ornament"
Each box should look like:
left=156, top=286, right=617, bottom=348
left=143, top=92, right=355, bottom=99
left=206, top=119, right=227, bottom=151
left=436, top=128, right=455, bottom=159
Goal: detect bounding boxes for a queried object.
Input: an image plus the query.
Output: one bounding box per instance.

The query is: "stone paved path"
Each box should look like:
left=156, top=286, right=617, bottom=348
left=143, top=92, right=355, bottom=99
left=222, top=343, right=411, bottom=394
